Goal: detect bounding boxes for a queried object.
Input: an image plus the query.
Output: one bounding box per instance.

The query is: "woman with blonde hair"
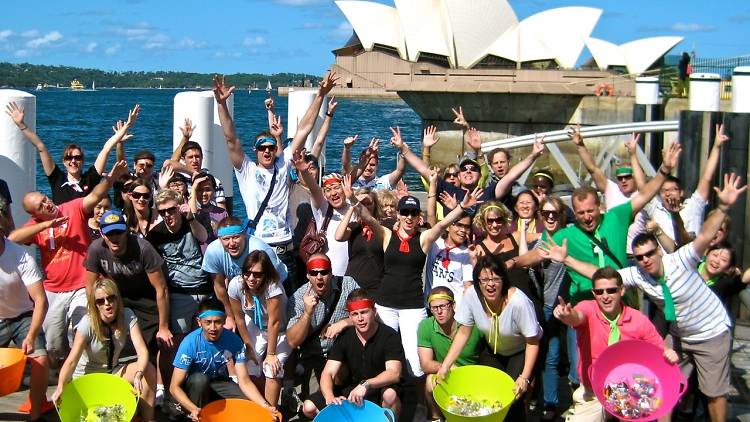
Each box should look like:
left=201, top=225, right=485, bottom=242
left=52, top=278, right=156, bottom=421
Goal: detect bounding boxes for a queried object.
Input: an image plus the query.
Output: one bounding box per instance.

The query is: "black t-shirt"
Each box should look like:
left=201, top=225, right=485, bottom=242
left=84, top=234, right=164, bottom=300
left=146, top=221, right=210, bottom=293
left=345, top=224, right=384, bottom=296
left=48, top=164, right=102, bottom=205
left=328, top=324, right=405, bottom=385
left=0, top=178, right=11, bottom=205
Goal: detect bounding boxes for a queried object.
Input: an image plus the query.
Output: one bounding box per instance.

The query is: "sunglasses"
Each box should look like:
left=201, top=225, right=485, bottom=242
left=592, top=287, right=619, bottom=295
left=444, top=172, right=459, bottom=178
left=460, top=165, right=479, bottom=173
left=64, top=155, right=83, bottom=161
left=540, top=210, right=560, bottom=219
left=486, top=216, right=505, bottom=225
left=135, top=162, right=154, bottom=168
left=634, top=248, right=658, bottom=261
left=95, top=294, right=118, bottom=306
left=616, top=175, right=633, bottom=181
left=399, top=209, right=420, bottom=217
left=157, top=206, right=179, bottom=216
left=308, top=269, right=331, bottom=277
left=130, top=191, right=151, bottom=200
left=243, top=270, right=265, bottom=278
left=256, top=145, right=277, bottom=153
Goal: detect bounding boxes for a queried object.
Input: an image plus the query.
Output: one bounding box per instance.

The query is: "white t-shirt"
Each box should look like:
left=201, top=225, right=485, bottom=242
left=353, top=174, right=392, bottom=191
left=74, top=308, right=138, bottom=377
left=227, top=277, right=288, bottom=329
left=0, top=238, right=43, bottom=319
left=312, top=201, right=352, bottom=277
left=424, top=238, right=473, bottom=307
left=455, top=287, right=541, bottom=356
left=604, top=178, right=632, bottom=209
left=235, top=149, right=293, bottom=245
left=618, top=243, right=730, bottom=342
left=641, top=192, right=707, bottom=243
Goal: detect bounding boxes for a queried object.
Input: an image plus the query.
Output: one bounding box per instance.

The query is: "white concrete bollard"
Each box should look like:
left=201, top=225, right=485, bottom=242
left=287, top=89, right=328, bottom=169
left=0, top=89, right=37, bottom=225
left=689, top=73, right=721, bottom=112
left=732, top=66, right=750, bottom=113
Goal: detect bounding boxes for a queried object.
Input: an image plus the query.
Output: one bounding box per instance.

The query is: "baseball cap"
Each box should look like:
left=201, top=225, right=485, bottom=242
left=458, top=155, right=480, bottom=169
left=100, top=210, right=127, bottom=235
left=398, top=195, right=421, bottom=212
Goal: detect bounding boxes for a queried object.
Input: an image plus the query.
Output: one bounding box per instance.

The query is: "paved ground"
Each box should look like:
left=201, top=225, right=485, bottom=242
left=5, top=325, right=750, bottom=421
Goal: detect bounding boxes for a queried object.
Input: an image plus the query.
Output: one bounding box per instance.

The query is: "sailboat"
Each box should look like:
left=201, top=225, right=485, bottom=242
left=266, top=80, right=272, bottom=95
left=35, top=84, right=43, bottom=91
left=91, top=81, right=96, bottom=91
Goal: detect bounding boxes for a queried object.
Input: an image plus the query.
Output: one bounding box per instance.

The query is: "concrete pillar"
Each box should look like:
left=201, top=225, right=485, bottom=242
left=287, top=89, right=328, bottom=172
left=633, top=77, right=664, bottom=168
left=0, top=90, right=36, bottom=225
left=719, top=113, right=750, bottom=267
left=732, top=67, right=750, bottom=113
left=689, top=73, right=721, bottom=112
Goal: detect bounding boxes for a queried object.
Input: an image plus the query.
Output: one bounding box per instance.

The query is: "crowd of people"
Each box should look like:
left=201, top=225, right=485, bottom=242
left=0, top=71, right=747, bottom=422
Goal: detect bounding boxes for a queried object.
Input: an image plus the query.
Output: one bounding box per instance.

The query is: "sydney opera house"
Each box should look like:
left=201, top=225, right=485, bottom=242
left=331, top=0, right=683, bottom=93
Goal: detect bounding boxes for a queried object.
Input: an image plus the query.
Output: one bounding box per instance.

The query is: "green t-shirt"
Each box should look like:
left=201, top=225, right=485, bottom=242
left=417, top=316, right=482, bottom=367
left=552, top=201, right=633, bottom=305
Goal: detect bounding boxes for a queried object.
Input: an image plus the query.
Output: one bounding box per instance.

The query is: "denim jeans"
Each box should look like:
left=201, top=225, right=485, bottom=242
left=542, top=305, right=560, bottom=407
left=567, top=324, right=580, bottom=386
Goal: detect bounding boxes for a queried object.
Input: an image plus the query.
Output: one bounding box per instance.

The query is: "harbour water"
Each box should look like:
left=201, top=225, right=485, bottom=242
left=29, top=88, right=423, bottom=216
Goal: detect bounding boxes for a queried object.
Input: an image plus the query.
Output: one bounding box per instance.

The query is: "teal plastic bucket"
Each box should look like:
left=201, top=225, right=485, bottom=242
left=314, top=400, right=395, bottom=422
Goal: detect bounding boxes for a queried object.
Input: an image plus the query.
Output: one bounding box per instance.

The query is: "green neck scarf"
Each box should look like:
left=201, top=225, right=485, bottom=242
left=657, top=273, right=677, bottom=322
left=697, top=261, right=718, bottom=286
left=602, top=311, right=621, bottom=345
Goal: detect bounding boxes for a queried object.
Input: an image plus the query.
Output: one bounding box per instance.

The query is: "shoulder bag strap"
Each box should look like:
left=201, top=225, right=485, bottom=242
left=248, top=163, right=279, bottom=232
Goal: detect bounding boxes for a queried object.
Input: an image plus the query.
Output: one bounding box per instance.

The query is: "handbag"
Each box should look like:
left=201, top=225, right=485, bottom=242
left=298, top=204, right=334, bottom=262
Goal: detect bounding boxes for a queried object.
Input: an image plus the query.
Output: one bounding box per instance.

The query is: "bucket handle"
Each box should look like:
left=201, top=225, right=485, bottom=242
left=383, top=407, right=395, bottom=422
left=678, top=373, right=688, bottom=395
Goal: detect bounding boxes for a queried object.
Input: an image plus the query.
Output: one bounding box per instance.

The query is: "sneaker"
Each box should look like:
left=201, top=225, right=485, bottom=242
left=155, top=384, right=165, bottom=407
left=162, top=399, right=184, bottom=421
left=280, top=388, right=302, bottom=415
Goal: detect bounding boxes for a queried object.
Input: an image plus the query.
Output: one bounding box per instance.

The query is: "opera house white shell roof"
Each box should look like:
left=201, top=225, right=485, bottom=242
left=334, top=0, right=683, bottom=74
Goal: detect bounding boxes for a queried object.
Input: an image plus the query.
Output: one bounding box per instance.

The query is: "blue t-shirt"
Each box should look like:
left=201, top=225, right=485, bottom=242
left=201, top=235, right=288, bottom=281
left=173, top=327, right=247, bottom=378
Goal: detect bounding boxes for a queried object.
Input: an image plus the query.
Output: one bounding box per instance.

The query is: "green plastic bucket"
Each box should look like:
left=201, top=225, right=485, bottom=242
left=432, top=365, right=515, bottom=422
left=56, top=373, right=138, bottom=422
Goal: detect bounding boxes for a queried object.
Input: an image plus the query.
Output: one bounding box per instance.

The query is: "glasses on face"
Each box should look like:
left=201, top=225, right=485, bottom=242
left=64, top=154, right=83, bottom=161
left=444, top=172, right=459, bottom=178
left=95, top=294, right=118, bottom=306
left=157, top=206, right=179, bottom=216
left=453, top=222, right=471, bottom=230
left=479, top=276, right=502, bottom=285
left=168, top=182, right=184, bottom=189
left=634, top=248, right=658, bottom=261
left=616, top=175, right=633, bottom=181
left=486, top=216, right=505, bottom=226
left=308, top=269, right=331, bottom=277
left=130, top=191, right=151, bottom=200
left=429, top=303, right=452, bottom=313
left=460, top=165, right=479, bottom=173
left=540, top=210, right=560, bottom=219
left=399, top=209, right=420, bottom=217
left=243, top=270, right=264, bottom=278
left=592, top=287, right=619, bottom=296
left=257, top=145, right=277, bottom=153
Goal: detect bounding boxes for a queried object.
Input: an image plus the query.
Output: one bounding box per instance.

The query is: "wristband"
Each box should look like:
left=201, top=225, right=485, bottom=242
left=658, top=166, right=670, bottom=176
left=518, top=376, right=530, bottom=385
left=326, top=112, right=333, bottom=117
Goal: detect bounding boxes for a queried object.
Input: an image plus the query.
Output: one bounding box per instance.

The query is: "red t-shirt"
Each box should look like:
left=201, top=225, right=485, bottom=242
left=574, top=300, right=664, bottom=390
left=25, top=198, right=91, bottom=292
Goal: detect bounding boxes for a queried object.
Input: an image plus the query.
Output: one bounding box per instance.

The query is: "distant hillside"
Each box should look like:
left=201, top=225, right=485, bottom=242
left=0, top=62, right=321, bottom=89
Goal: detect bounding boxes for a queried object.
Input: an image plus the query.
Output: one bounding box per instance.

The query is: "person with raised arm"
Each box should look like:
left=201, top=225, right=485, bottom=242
left=212, top=72, right=337, bottom=290
left=546, top=173, right=745, bottom=422
left=342, top=132, right=407, bottom=191
left=10, top=160, right=129, bottom=368
left=4, top=102, right=139, bottom=204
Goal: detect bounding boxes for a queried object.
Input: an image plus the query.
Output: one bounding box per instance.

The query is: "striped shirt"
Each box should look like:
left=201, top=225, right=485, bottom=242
left=618, top=243, right=730, bottom=343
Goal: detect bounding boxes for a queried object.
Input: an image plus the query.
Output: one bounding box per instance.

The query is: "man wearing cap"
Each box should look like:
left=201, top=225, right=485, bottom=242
left=212, top=73, right=337, bottom=288
left=10, top=160, right=128, bottom=367
left=201, top=217, right=287, bottom=331
left=170, top=298, right=276, bottom=421
left=83, top=208, right=174, bottom=351
left=551, top=267, right=678, bottom=422
left=418, top=287, right=481, bottom=422
left=302, top=289, right=404, bottom=419
left=286, top=254, right=359, bottom=388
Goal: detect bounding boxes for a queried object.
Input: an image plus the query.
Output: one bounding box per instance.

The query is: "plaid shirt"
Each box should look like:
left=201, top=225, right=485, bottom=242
left=286, top=276, right=359, bottom=355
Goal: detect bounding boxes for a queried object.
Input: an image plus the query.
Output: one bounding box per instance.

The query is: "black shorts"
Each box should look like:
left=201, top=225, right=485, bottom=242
left=308, top=383, right=401, bottom=411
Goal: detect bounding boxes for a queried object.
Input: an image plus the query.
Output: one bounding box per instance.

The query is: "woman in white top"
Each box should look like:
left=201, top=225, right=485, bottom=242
left=52, top=278, right=156, bottom=421
left=228, top=249, right=291, bottom=407
left=438, top=257, right=541, bottom=421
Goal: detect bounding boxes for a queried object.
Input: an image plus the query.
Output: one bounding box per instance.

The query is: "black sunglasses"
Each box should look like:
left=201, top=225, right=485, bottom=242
left=486, top=216, right=505, bottom=225
left=540, top=210, right=560, bottom=219
left=308, top=269, right=331, bottom=277
left=592, top=287, right=619, bottom=295
left=243, top=270, right=265, bottom=278
left=130, top=191, right=151, bottom=200
left=157, top=206, right=179, bottom=216
left=460, top=165, right=479, bottom=173
left=444, top=172, right=459, bottom=178
left=95, top=294, right=118, bottom=306
left=616, top=175, right=633, bottom=181
left=399, top=209, right=420, bottom=217
left=64, top=154, right=83, bottom=161
left=256, top=145, right=277, bottom=152
left=634, top=248, right=658, bottom=261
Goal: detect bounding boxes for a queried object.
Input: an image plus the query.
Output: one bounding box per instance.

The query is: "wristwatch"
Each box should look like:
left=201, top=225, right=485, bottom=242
left=359, top=380, right=370, bottom=391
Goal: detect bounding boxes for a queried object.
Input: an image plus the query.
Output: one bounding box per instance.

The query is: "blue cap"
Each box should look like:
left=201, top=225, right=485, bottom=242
left=254, top=137, right=276, bottom=149
left=99, top=210, right=127, bottom=235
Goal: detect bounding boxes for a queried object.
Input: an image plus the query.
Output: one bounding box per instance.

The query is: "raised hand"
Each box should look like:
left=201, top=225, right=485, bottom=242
left=43, top=216, right=70, bottom=230
left=451, top=106, right=468, bottom=128
left=532, top=134, right=546, bottom=158
left=422, top=125, right=440, bottom=148
left=466, top=127, right=481, bottom=152
left=4, top=101, right=26, bottom=127
left=439, top=191, right=458, bottom=210
left=624, top=133, right=640, bottom=156
left=159, top=165, right=175, bottom=189
left=318, top=72, right=339, bottom=97
left=302, top=285, right=318, bottom=316
left=112, top=120, right=134, bottom=143
left=567, top=123, right=583, bottom=146
left=460, top=186, right=484, bottom=209
left=714, top=173, right=748, bottom=208
left=389, top=126, right=404, bottom=150
left=553, top=296, right=576, bottom=325
left=342, top=173, right=354, bottom=200
left=212, top=75, right=235, bottom=104
left=180, top=117, right=194, bottom=139
left=715, top=123, right=729, bottom=147
left=327, top=96, right=338, bottom=115
left=343, top=134, right=359, bottom=149
left=126, top=104, right=141, bottom=128
left=539, top=237, right=567, bottom=263
left=661, top=140, right=682, bottom=172
left=427, top=166, right=439, bottom=184
left=395, top=179, right=409, bottom=199
left=264, top=97, right=274, bottom=111
left=108, top=160, right=130, bottom=182
left=270, top=115, right=284, bottom=138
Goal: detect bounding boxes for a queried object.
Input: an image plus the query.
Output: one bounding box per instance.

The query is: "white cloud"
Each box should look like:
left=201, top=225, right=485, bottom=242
left=0, top=30, right=13, bottom=40
left=26, top=31, right=63, bottom=48
left=178, top=37, right=206, bottom=49
left=670, top=22, right=716, bottom=32
left=21, top=29, right=40, bottom=38
left=85, top=42, right=97, bottom=53
left=105, top=44, right=120, bottom=55
left=14, top=49, right=31, bottom=57
left=243, top=36, right=266, bottom=47
left=332, top=21, right=353, bottom=39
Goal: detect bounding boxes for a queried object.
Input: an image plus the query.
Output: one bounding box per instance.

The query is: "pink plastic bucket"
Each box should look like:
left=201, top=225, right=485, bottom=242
left=590, top=340, right=686, bottom=421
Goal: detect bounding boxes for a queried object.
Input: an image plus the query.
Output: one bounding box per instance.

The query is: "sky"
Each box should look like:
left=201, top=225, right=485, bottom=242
left=0, top=0, right=748, bottom=75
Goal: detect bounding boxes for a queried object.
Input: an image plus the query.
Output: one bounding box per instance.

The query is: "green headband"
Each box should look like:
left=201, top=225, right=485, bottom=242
left=615, top=167, right=633, bottom=176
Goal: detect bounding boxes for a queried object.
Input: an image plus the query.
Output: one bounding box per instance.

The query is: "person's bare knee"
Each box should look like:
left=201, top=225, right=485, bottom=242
left=302, top=400, right=319, bottom=418
left=381, top=388, right=399, bottom=408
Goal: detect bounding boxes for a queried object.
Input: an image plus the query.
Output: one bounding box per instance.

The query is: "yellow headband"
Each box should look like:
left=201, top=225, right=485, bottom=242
left=428, top=293, right=455, bottom=304
left=533, top=172, right=554, bottom=182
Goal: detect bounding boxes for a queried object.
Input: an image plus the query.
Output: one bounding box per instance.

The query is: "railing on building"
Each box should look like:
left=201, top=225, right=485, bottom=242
left=660, top=54, right=750, bottom=100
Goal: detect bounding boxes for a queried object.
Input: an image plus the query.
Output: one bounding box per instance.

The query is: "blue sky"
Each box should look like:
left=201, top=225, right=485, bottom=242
left=0, top=0, right=748, bottom=75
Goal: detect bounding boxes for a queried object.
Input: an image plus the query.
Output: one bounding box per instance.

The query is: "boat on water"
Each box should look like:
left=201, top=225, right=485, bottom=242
left=91, top=81, right=96, bottom=91
left=35, top=84, right=43, bottom=91
left=266, top=80, right=272, bottom=95
left=70, top=79, right=84, bottom=90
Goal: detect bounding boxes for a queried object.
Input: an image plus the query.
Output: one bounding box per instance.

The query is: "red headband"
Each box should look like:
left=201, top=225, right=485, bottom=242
left=323, top=177, right=342, bottom=187
left=306, top=257, right=331, bottom=272
left=346, top=299, right=374, bottom=312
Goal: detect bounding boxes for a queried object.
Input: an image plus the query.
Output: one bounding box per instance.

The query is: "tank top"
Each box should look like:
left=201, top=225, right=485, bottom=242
left=480, top=236, right=543, bottom=316
left=345, top=224, right=384, bottom=296
left=376, top=230, right=426, bottom=309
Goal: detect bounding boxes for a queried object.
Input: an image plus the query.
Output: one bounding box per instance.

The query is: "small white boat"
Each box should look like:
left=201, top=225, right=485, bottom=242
left=91, top=81, right=96, bottom=91
left=266, top=80, right=272, bottom=94
left=35, top=84, right=43, bottom=91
